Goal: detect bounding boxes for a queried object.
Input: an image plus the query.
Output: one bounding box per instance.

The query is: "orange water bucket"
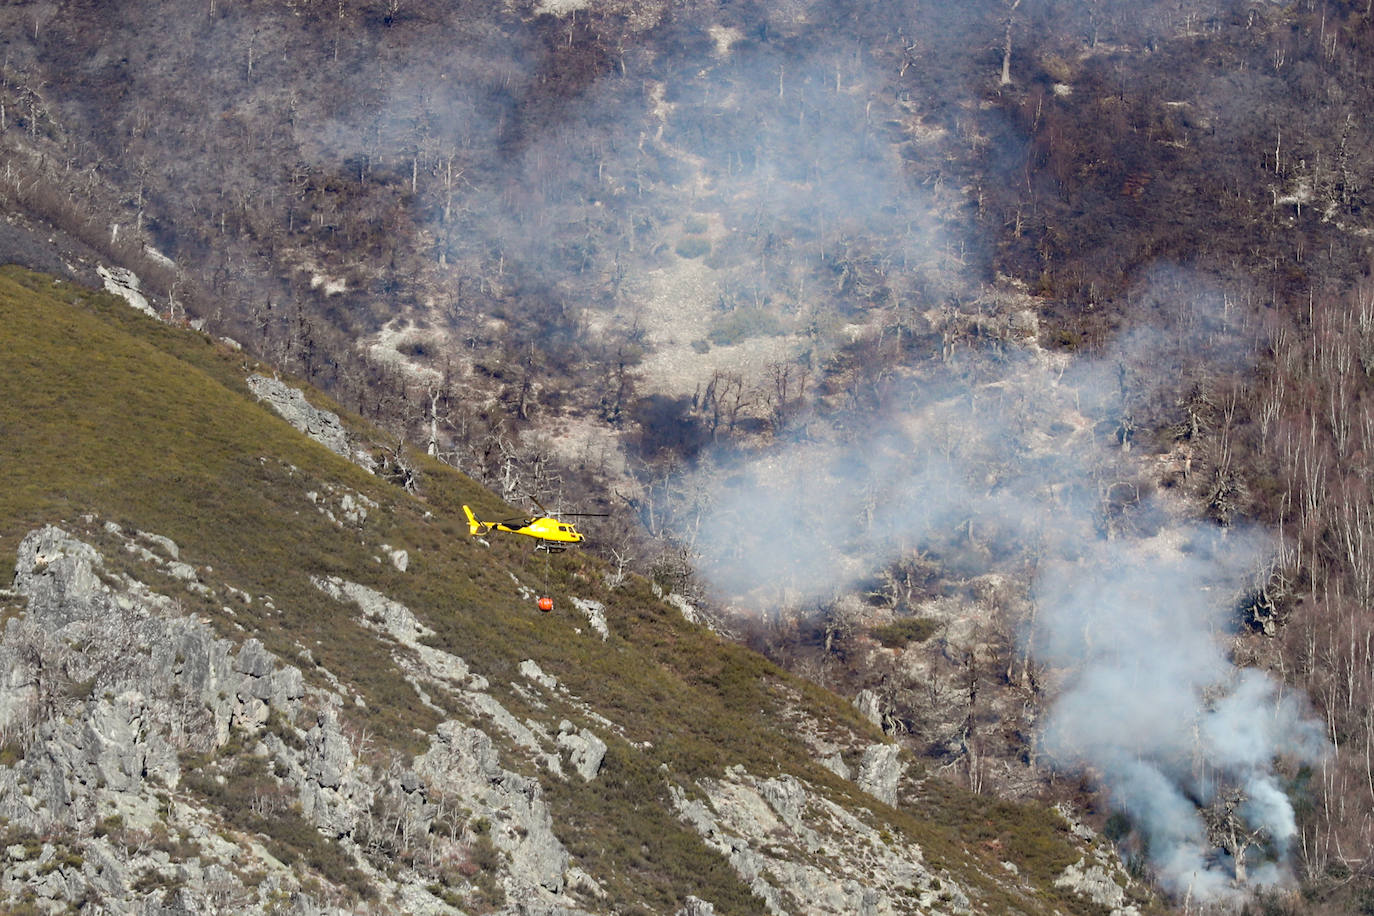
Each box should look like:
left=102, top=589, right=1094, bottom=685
left=537, top=596, right=554, bottom=612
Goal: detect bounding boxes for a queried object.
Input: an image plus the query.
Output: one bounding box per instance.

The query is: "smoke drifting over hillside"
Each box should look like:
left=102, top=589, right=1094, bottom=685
left=674, top=278, right=1329, bottom=897
left=4, top=0, right=1356, bottom=902
left=453, top=4, right=1332, bottom=898
left=686, top=271, right=1247, bottom=603
left=1035, top=533, right=1328, bottom=898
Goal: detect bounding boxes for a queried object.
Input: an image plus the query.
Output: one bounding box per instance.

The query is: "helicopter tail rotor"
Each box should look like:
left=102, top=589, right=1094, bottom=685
left=462, top=505, right=488, bottom=536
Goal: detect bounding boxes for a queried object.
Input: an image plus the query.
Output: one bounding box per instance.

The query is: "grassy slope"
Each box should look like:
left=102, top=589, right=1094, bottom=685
left=0, top=265, right=1140, bottom=914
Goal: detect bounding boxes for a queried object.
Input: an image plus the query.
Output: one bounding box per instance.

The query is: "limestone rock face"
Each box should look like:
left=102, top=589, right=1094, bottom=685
left=313, top=575, right=486, bottom=690
left=556, top=720, right=607, bottom=781
left=300, top=706, right=374, bottom=837
left=314, top=575, right=430, bottom=642
left=671, top=765, right=967, bottom=915
left=413, top=722, right=572, bottom=897
left=0, top=524, right=1136, bottom=914
left=856, top=743, right=904, bottom=806
left=13, top=525, right=112, bottom=629
left=520, top=659, right=559, bottom=690
left=0, top=527, right=313, bottom=909
left=0, top=526, right=603, bottom=913
left=246, top=374, right=351, bottom=459
left=570, top=597, right=609, bottom=640
left=1054, top=858, right=1140, bottom=916
left=4, top=525, right=307, bottom=766
left=853, top=688, right=883, bottom=729
left=96, top=265, right=156, bottom=317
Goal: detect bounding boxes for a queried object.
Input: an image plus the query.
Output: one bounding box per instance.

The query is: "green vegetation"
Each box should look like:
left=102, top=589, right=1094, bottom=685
left=0, top=741, right=24, bottom=766
left=707, top=306, right=785, bottom=347
left=906, top=776, right=1082, bottom=888
left=0, top=266, right=447, bottom=749
left=675, top=236, right=712, bottom=259
left=545, top=742, right=764, bottom=914
left=0, top=824, right=43, bottom=861
left=871, top=617, right=940, bottom=648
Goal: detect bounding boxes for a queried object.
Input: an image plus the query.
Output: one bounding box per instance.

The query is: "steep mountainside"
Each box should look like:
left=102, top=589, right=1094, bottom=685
left=0, top=267, right=1147, bottom=913
left=7, top=1, right=1374, bottom=911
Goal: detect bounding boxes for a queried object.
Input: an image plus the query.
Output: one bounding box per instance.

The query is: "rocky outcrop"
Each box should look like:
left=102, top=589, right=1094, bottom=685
left=1049, top=806, right=1144, bottom=916
left=247, top=374, right=352, bottom=460
left=6, top=527, right=305, bottom=750
left=520, top=659, right=559, bottom=691
left=0, top=526, right=597, bottom=914
left=556, top=720, right=607, bottom=781
left=312, top=575, right=488, bottom=692
left=309, top=574, right=621, bottom=903
left=671, top=765, right=968, bottom=914
left=570, top=597, right=609, bottom=640
left=854, top=688, right=884, bottom=729
left=307, top=486, right=376, bottom=528
left=0, top=524, right=1132, bottom=915
left=413, top=723, right=571, bottom=897
left=856, top=743, right=904, bottom=806
left=316, top=578, right=612, bottom=792
left=97, top=264, right=156, bottom=318
left=0, top=526, right=312, bottom=910
left=1054, top=858, right=1140, bottom=916
left=300, top=704, right=374, bottom=838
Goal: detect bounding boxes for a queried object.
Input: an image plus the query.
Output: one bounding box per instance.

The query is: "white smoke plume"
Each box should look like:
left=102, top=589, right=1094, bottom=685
left=1034, top=532, right=1328, bottom=898
left=672, top=275, right=1330, bottom=899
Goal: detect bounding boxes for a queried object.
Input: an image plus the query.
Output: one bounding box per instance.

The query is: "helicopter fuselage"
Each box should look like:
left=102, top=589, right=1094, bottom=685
left=494, top=516, right=584, bottom=546
left=464, top=505, right=584, bottom=549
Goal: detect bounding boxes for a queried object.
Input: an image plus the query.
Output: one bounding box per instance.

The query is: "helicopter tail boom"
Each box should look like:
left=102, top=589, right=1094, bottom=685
left=462, top=505, right=488, bottom=536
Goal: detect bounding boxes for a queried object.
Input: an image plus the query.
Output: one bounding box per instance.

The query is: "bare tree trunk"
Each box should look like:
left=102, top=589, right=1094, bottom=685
left=1001, top=19, right=1014, bottom=85
left=1000, top=0, right=1022, bottom=86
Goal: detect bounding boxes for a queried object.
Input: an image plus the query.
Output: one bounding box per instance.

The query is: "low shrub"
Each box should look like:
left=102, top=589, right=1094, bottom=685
left=871, top=617, right=940, bottom=648
left=675, top=236, right=711, bottom=259
left=707, top=306, right=783, bottom=346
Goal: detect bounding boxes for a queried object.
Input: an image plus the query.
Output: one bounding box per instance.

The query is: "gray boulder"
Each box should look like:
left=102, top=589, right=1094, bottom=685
left=246, top=374, right=351, bottom=459
left=853, top=689, right=883, bottom=729
left=414, top=722, right=571, bottom=896
left=1054, top=857, right=1140, bottom=915
left=13, top=526, right=112, bottom=628
left=857, top=743, right=904, bottom=806
left=556, top=720, right=607, bottom=781
left=301, top=706, right=373, bottom=837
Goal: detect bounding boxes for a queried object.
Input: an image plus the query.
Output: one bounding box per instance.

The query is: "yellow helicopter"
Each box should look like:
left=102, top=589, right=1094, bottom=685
left=463, top=499, right=607, bottom=552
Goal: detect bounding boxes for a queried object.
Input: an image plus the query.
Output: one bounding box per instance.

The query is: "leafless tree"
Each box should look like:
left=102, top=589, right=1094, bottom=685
left=378, top=433, right=420, bottom=493
left=424, top=382, right=452, bottom=457
left=1000, top=0, right=1023, bottom=86
left=765, top=360, right=809, bottom=433
left=1203, top=787, right=1269, bottom=884
left=695, top=369, right=749, bottom=440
